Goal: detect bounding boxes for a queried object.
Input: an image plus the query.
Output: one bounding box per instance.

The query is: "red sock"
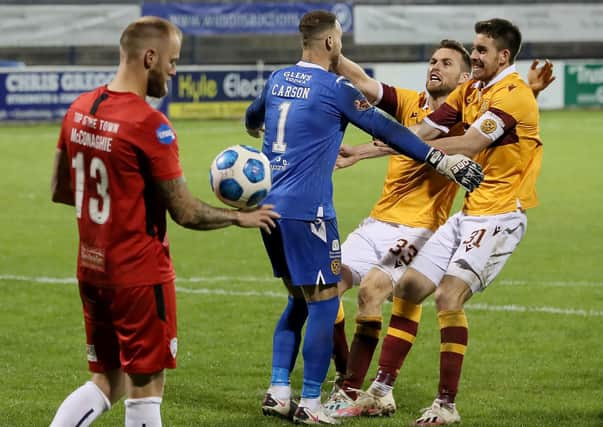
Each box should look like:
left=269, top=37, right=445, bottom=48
left=437, top=310, right=468, bottom=404
left=332, top=301, right=349, bottom=376
left=376, top=297, right=422, bottom=385
left=342, top=315, right=382, bottom=399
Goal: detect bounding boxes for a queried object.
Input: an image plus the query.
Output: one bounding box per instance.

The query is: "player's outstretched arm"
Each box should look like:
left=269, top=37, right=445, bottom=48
left=335, top=55, right=381, bottom=103
left=335, top=79, right=483, bottom=192
left=335, top=141, right=396, bottom=170
left=51, top=149, right=75, bottom=206
left=527, top=59, right=555, bottom=98
left=156, top=177, right=279, bottom=233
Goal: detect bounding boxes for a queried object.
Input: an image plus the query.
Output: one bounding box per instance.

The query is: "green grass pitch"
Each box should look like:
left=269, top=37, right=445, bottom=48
left=0, top=110, right=602, bottom=426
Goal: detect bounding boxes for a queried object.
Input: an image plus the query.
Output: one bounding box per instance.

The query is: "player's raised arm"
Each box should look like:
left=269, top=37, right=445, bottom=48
left=156, top=177, right=279, bottom=233
left=335, top=55, right=382, bottom=104
left=334, top=77, right=483, bottom=192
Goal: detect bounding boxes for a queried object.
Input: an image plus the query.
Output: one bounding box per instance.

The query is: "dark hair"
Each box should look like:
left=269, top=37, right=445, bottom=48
left=474, top=18, right=522, bottom=63
left=299, top=10, right=337, bottom=47
left=120, top=16, right=182, bottom=57
left=437, top=39, right=471, bottom=72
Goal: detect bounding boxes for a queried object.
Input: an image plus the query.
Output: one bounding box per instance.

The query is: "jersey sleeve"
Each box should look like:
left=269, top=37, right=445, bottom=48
left=245, top=73, right=271, bottom=130
left=333, top=77, right=431, bottom=162
left=57, top=112, right=70, bottom=150
left=424, top=83, right=465, bottom=133
left=470, top=85, right=534, bottom=144
left=138, top=112, right=183, bottom=181
left=377, top=85, right=418, bottom=123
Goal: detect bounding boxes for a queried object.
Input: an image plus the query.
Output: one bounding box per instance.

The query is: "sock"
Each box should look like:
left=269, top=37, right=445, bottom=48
left=268, top=384, right=291, bottom=400
left=299, top=397, right=321, bottom=412
left=437, top=310, right=468, bottom=404
left=49, top=381, right=111, bottom=427
left=271, top=297, right=308, bottom=385
left=332, top=300, right=349, bottom=376
left=376, top=297, right=423, bottom=387
left=342, top=315, right=382, bottom=399
left=301, top=296, right=339, bottom=399
left=124, top=397, right=162, bottom=427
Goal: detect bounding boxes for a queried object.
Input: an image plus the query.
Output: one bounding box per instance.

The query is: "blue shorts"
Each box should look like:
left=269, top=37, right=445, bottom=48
left=261, top=218, right=342, bottom=286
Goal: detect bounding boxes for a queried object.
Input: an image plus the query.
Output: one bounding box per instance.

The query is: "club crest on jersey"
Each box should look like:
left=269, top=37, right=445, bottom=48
left=331, top=258, right=341, bottom=275
left=354, top=99, right=371, bottom=111
left=156, top=124, right=175, bottom=145
left=480, top=118, right=498, bottom=134
left=479, top=100, right=490, bottom=114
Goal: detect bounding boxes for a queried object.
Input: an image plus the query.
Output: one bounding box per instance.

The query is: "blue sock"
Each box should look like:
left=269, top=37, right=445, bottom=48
left=271, top=296, right=308, bottom=385
left=301, top=295, right=340, bottom=398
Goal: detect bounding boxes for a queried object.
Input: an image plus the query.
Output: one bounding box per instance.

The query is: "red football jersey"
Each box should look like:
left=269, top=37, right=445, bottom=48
left=57, top=86, right=182, bottom=287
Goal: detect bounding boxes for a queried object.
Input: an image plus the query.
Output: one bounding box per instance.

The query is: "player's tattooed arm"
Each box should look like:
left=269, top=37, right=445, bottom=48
left=156, top=177, right=280, bottom=233
left=157, top=177, right=239, bottom=230
left=51, top=149, right=75, bottom=206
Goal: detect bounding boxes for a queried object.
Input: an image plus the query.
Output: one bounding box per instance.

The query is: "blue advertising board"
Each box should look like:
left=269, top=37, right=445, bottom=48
left=169, top=69, right=272, bottom=119
left=0, top=68, right=168, bottom=122
left=0, top=66, right=373, bottom=122
left=142, top=2, right=353, bottom=35
left=168, top=66, right=373, bottom=119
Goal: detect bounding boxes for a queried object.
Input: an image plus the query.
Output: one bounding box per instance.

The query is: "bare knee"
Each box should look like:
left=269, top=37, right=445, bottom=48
left=357, top=269, right=392, bottom=316
left=126, top=371, right=165, bottom=399
left=434, top=276, right=472, bottom=311
left=395, top=268, right=436, bottom=304
left=92, top=369, right=124, bottom=404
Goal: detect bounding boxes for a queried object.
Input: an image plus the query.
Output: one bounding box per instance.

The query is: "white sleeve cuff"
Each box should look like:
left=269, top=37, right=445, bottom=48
left=423, top=116, right=450, bottom=134
left=373, top=82, right=384, bottom=105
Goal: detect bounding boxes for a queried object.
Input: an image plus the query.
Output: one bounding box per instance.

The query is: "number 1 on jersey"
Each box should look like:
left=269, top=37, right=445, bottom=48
left=272, top=101, right=291, bottom=154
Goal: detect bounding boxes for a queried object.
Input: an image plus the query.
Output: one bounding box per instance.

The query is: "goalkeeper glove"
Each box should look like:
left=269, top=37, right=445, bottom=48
left=426, top=148, right=484, bottom=192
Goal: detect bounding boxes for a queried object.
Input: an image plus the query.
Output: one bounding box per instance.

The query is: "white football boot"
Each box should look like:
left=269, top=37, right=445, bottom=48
left=413, top=398, right=461, bottom=425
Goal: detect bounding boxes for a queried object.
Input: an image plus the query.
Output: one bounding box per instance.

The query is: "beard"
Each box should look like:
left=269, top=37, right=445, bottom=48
left=147, top=67, right=167, bottom=98
left=426, top=81, right=455, bottom=99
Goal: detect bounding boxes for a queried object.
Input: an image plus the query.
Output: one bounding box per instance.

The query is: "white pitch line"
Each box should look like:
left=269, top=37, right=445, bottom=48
left=3, top=274, right=602, bottom=287
left=499, top=279, right=603, bottom=287
left=1, top=274, right=602, bottom=317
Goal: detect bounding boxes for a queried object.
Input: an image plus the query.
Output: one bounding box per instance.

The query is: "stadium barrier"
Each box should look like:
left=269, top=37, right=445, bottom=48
left=0, top=61, right=600, bottom=123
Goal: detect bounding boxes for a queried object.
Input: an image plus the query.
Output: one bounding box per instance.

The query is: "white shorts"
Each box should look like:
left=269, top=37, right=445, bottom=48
left=342, top=217, right=433, bottom=286
left=410, top=210, right=527, bottom=293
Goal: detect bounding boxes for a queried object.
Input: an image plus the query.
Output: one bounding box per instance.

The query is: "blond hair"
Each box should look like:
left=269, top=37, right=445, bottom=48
left=119, top=16, right=182, bottom=58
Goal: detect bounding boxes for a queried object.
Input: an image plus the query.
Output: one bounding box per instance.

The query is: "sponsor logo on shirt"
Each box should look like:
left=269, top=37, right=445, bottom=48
left=87, top=344, right=98, bottom=362
left=170, top=337, right=178, bottom=359
left=156, top=124, right=176, bottom=145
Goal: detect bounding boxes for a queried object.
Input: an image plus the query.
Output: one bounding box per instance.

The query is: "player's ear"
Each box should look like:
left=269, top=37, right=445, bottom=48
left=325, top=35, right=333, bottom=51
left=144, top=49, right=156, bottom=70
left=499, top=48, right=510, bottom=66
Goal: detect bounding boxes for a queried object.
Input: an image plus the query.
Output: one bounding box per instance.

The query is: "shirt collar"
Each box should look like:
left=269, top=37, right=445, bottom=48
left=472, top=64, right=517, bottom=89
left=296, top=60, right=327, bottom=71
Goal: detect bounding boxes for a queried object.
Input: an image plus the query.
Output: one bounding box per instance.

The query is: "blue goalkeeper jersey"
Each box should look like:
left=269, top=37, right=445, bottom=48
left=245, top=61, right=431, bottom=221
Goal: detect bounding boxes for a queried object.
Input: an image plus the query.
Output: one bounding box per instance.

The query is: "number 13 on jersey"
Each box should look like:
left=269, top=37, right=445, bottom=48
left=72, top=151, right=110, bottom=225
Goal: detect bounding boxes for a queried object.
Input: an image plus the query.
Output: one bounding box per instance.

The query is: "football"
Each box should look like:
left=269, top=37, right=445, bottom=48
left=209, top=144, right=272, bottom=209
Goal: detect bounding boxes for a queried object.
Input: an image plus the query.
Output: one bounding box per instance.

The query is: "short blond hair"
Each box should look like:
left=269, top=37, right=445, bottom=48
left=119, top=16, right=182, bottom=58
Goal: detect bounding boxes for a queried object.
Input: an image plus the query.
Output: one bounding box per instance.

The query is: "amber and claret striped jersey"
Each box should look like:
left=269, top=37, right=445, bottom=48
left=57, top=86, right=183, bottom=287
left=369, top=83, right=462, bottom=231
left=425, top=66, right=542, bottom=215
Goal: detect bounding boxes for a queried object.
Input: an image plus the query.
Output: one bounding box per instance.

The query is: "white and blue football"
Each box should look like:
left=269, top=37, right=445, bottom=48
left=209, top=145, right=271, bottom=209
